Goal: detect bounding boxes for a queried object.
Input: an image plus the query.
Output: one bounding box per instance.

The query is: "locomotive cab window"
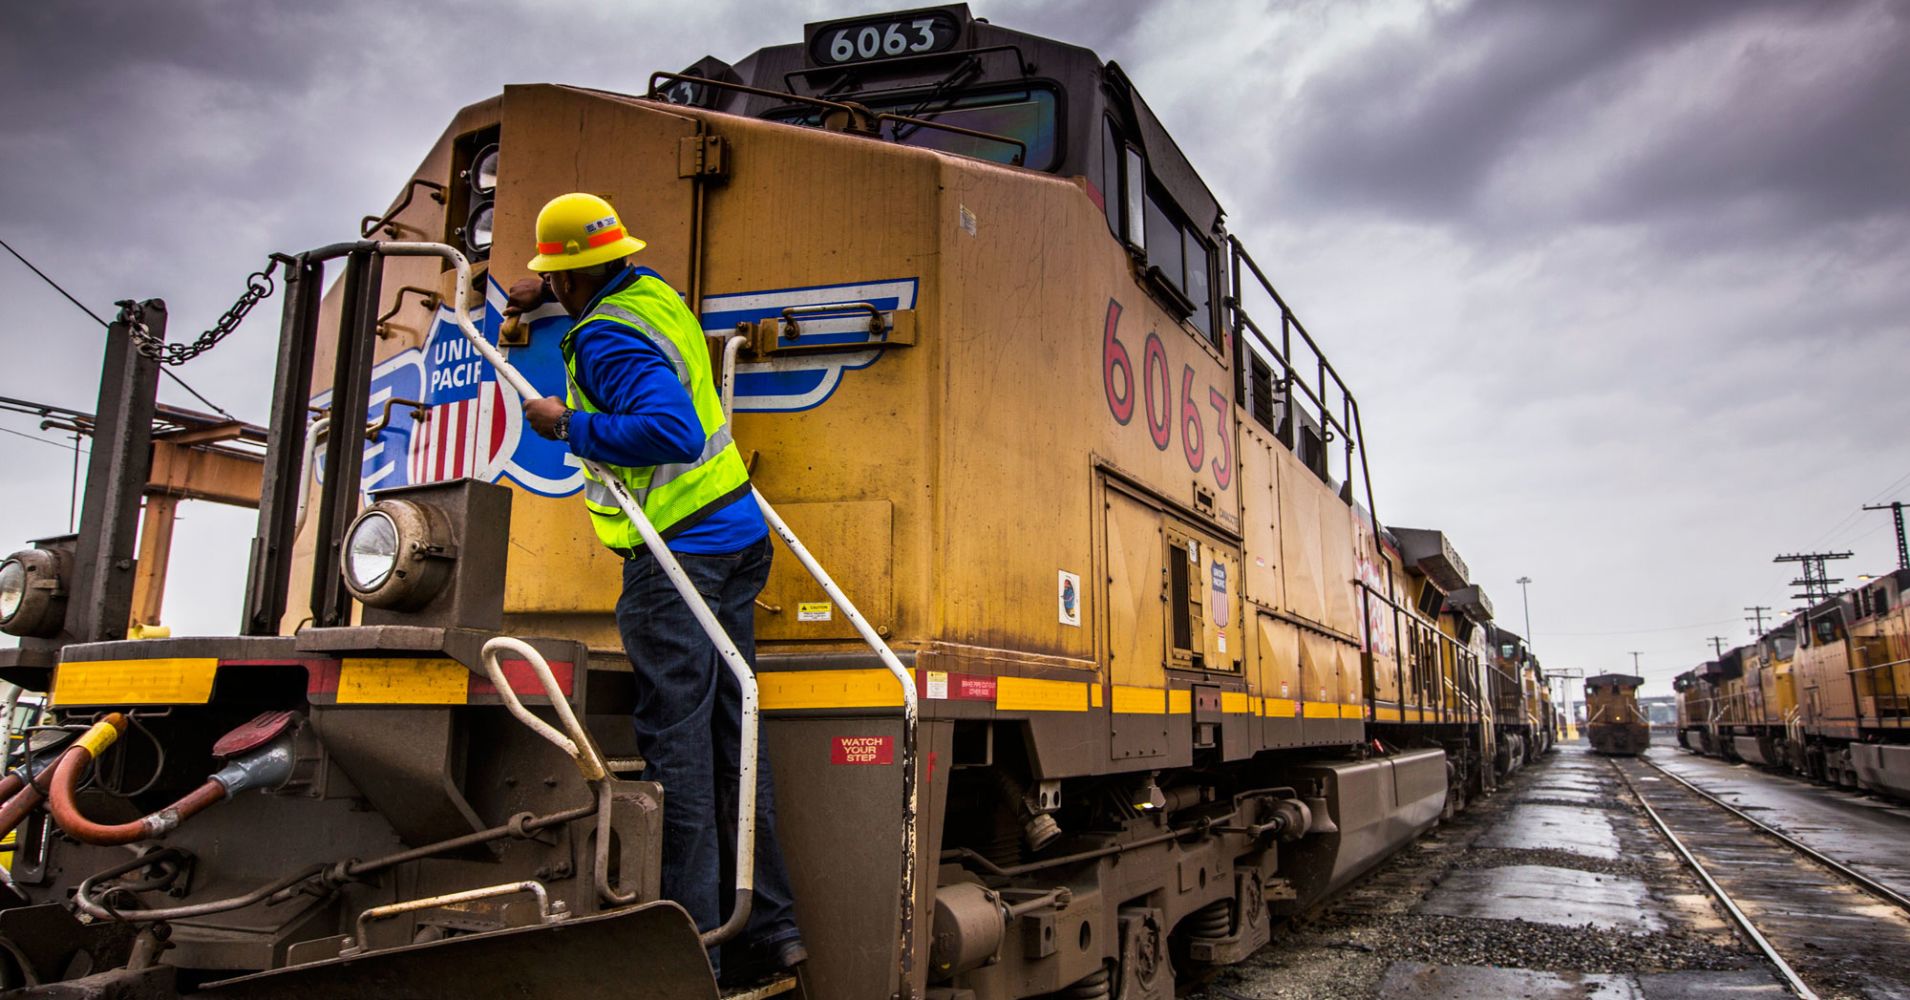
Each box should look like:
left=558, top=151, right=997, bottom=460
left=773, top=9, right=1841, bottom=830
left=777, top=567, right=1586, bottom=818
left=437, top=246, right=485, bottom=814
left=1099, top=117, right=1123, bottom=237
left=1140, top=186, right=1216, bottom=346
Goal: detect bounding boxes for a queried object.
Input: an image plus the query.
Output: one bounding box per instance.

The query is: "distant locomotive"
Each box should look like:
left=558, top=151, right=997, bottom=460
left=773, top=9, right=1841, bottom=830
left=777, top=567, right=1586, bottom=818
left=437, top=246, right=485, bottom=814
left=1583, top=674, right=1649, bottom=756
left=0, top=7, right=1559, bottom=998
left=1675, top=568, right=1910, bottom=800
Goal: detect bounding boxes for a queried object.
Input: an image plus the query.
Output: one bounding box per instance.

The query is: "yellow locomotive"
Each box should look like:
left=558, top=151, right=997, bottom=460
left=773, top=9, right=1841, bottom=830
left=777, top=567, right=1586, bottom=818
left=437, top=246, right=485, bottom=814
left=1678, top=568, right=1910, bottom=798
left=1582, top=674, right=1649, bottom=756
left=0, top=8, right=1547, bottom=997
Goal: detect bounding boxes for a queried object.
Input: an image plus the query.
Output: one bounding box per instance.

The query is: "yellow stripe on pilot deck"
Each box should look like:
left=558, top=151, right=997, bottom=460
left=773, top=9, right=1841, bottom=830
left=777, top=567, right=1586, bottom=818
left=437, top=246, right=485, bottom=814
left=758, top=668, right=911, bottom=710
left=52, top=658, right=217, bottom=707
left=337, top=658, right=469, bottom=705
left=1221, top=691, right=1250, bottom=715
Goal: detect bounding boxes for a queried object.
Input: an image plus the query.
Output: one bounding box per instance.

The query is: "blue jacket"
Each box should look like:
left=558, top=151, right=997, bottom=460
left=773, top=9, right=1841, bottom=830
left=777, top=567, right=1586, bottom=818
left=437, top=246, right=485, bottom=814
left=564, top=266, right=766, bottom=555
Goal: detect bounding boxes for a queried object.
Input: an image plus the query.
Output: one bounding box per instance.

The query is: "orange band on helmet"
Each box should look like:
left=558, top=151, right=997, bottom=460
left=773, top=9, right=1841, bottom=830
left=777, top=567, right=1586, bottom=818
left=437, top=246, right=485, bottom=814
left=536, top=240, right=565, bottom=254
left=586, top=227, right=625, bottom=248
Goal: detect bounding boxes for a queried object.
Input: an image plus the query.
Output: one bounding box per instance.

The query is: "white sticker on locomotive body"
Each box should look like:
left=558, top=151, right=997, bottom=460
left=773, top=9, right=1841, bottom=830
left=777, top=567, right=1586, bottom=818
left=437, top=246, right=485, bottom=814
left=798, top=601, right=833, bottom=622
left=1217, top=631, right=1227, bottom=654
left=959, top=204, right=977, bottom=236
left=926, top=671, right=949, bottom=700
left=1058, top=570, right=1081, bottom=627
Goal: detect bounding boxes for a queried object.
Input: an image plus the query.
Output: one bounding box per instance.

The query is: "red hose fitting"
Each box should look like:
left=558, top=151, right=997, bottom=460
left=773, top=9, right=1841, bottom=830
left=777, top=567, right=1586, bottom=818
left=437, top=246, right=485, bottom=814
left=46, top=713, right=230, bottom=846
left=0, top=763, right=58, bottom=841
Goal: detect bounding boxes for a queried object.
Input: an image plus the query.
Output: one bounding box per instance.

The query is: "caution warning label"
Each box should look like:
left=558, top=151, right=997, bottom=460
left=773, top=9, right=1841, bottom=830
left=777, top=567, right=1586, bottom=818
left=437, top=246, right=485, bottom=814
left=830, top=735, right=894, bottom=765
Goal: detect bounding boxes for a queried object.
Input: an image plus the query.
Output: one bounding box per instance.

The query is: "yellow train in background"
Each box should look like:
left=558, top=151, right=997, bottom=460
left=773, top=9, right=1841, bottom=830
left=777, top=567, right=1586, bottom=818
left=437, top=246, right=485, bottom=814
left=1583, top=674, right=1648, bottom=756
left=1677, top=568, right=1910, bottom=798
left=0, top=7, right=1555, bottom=997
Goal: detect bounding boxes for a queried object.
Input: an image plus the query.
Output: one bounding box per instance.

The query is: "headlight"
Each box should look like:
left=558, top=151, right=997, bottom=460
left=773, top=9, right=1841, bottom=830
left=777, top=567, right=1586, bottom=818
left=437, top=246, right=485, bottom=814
left=462, top=201, right=494, bottom=255
left=345, top=511, right=399, bottom=591
left=341, top=500, right=455, bottom=611
left=468, top=143, right=498, bottom=195
left=0, top=547, right=69, bottom=638
left=0, top=558, right=23, bottom=623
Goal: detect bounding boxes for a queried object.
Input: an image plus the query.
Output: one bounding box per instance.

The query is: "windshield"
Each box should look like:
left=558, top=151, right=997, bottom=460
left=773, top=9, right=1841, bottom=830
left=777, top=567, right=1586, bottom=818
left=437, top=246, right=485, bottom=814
left=770, top=85, right=1060, bottom=171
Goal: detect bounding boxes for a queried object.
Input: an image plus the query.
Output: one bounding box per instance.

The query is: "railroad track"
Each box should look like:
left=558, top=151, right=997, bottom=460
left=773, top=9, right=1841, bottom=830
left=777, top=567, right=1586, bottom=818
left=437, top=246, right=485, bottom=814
left=1612, top=753, right=1910, bottom=1000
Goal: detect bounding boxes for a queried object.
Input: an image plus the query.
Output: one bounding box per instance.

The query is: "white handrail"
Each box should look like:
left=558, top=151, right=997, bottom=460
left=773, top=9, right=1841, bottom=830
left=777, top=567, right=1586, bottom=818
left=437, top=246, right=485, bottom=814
left=480, top=636, right=607, bottom=782
left=379, top=242, right=764, bottom=918
left=720, top=334, right=745, bottom=423
left=293, top=414, right=330, bottom=537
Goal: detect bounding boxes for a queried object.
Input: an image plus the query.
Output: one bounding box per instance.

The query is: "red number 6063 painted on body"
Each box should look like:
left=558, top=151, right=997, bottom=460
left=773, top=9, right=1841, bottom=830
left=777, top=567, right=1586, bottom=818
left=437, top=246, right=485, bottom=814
left=1100, top=298, right=1234, bottom=489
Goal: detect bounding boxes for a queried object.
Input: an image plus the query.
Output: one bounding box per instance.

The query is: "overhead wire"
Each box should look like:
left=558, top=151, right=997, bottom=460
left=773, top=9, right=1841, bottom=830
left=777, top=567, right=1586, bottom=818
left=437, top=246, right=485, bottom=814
left=1535, top=617, right=1742, bottom=638
left=0, top=424, right=88, bottom=454
left=0, top=235, right=235, bottom=419
left=1805, top=468, right=1910, bottom=549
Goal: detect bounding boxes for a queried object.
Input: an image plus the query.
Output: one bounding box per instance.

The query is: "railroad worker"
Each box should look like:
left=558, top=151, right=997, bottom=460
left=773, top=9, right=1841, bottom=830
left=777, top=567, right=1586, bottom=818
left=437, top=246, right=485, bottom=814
left=506, top=192, right=805, bottom=984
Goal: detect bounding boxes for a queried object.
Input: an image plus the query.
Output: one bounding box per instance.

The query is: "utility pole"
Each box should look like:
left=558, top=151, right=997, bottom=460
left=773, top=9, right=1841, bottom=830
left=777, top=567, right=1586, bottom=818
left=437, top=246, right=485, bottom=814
left=1862, top=501, right=1908, bottom=571
left=1707, top=635, right=1728, bottom=657
left=1744, top=605, right=1770, bottom=636
left=1774, top=551, right=1853, bottom=605
left=1516, top=575, right=1533, bottom=641
left=1628, top=650, right=1643, bottom=673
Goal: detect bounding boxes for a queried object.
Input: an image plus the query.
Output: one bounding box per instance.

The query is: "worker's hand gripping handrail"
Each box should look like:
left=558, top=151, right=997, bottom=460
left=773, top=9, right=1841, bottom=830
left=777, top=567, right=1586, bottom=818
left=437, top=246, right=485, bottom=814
left=378, top=242, right=764, bottom=947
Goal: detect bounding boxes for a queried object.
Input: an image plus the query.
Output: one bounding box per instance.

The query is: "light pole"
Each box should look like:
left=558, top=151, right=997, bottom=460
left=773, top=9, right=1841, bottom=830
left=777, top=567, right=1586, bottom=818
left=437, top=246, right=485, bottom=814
left=1516, top=575, right=1533, bottom=642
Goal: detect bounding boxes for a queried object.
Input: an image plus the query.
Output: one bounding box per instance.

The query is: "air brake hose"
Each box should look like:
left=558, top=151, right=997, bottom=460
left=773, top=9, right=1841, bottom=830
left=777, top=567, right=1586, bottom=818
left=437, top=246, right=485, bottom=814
left=0, top=760, right=60, bottom=840
left=48, top=711, right=299, bottom=847
left=45, top=714, right=227, bottom=847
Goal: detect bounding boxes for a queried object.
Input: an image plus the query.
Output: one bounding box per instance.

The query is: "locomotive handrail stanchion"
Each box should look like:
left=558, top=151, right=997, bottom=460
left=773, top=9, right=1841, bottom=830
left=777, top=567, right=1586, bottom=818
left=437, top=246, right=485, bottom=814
left=712, top=316, right=920, bottom=992
left=347, top=880, right=561, bottom=955
left=720, top=334, right=746, bottom=423
left=751, top=489, right=920, bottom=996
left=479, top=636, right=608, bottom=782
left=376, top=241, right=765, bottom=948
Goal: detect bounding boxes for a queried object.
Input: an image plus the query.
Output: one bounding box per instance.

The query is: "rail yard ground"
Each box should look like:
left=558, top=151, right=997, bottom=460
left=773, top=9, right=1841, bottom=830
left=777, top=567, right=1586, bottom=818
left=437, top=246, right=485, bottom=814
left=1190, top=743, right=1910, bottom=1000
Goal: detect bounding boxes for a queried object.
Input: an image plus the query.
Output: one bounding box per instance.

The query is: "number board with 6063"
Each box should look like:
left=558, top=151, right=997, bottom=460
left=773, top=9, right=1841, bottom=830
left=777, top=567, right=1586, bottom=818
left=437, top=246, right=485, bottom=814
left=808, top=10, right=964, bottom=66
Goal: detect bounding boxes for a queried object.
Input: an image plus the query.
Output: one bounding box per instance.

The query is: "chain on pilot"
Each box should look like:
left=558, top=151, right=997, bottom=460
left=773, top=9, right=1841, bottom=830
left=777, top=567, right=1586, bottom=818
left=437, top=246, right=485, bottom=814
left=506, top=192, right=806, bottom=984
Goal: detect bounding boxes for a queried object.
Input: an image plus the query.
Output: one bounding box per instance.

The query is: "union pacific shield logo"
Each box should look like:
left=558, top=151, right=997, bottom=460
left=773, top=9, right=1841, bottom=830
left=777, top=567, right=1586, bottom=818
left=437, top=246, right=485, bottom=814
left=311, top=277, right=581, bottom=498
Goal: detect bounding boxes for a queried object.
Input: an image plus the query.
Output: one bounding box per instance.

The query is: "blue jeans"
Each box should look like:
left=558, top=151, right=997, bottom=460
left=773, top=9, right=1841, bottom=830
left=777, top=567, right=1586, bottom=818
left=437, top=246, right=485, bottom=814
left=616, top=535, right=801, bottom=973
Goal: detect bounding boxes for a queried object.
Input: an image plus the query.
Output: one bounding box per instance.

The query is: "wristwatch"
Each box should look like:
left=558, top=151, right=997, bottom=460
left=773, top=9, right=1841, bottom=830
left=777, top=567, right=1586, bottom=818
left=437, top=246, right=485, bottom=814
left=554, top=407, right=574, bottom=441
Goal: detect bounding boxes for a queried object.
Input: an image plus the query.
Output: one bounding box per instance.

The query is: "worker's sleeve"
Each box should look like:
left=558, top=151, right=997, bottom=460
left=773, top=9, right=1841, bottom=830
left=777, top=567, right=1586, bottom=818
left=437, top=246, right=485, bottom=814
left=564, top=318, right=704, bottom=468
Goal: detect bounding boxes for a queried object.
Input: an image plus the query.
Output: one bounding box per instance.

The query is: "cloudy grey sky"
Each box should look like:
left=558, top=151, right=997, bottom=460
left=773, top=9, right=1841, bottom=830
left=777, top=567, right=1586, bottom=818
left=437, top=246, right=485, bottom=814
left=3, top=0, right=1907, bottom=696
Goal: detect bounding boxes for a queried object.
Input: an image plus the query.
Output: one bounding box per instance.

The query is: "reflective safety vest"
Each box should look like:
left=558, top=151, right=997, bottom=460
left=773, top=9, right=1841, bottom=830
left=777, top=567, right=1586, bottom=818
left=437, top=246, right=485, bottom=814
left=561, top=270, right=749, bottom=552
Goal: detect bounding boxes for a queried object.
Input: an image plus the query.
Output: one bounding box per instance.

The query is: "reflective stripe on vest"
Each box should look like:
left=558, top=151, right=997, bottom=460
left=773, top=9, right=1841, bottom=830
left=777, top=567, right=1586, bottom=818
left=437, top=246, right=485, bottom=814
left=562, top=270, right=749, bottom=550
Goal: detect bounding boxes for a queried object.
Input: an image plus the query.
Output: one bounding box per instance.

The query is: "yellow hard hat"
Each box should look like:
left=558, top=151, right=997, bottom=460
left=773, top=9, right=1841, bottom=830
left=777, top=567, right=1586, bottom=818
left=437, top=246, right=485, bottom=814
left=525, top=192, right=646, bottom=272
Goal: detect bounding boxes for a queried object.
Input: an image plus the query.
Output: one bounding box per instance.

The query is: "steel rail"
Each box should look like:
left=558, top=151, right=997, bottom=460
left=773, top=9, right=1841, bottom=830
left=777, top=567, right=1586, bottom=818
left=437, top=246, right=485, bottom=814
left=1635, top=754, right=1910, bottom=913
left=1610, top=759, right=1818, bottom=1000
